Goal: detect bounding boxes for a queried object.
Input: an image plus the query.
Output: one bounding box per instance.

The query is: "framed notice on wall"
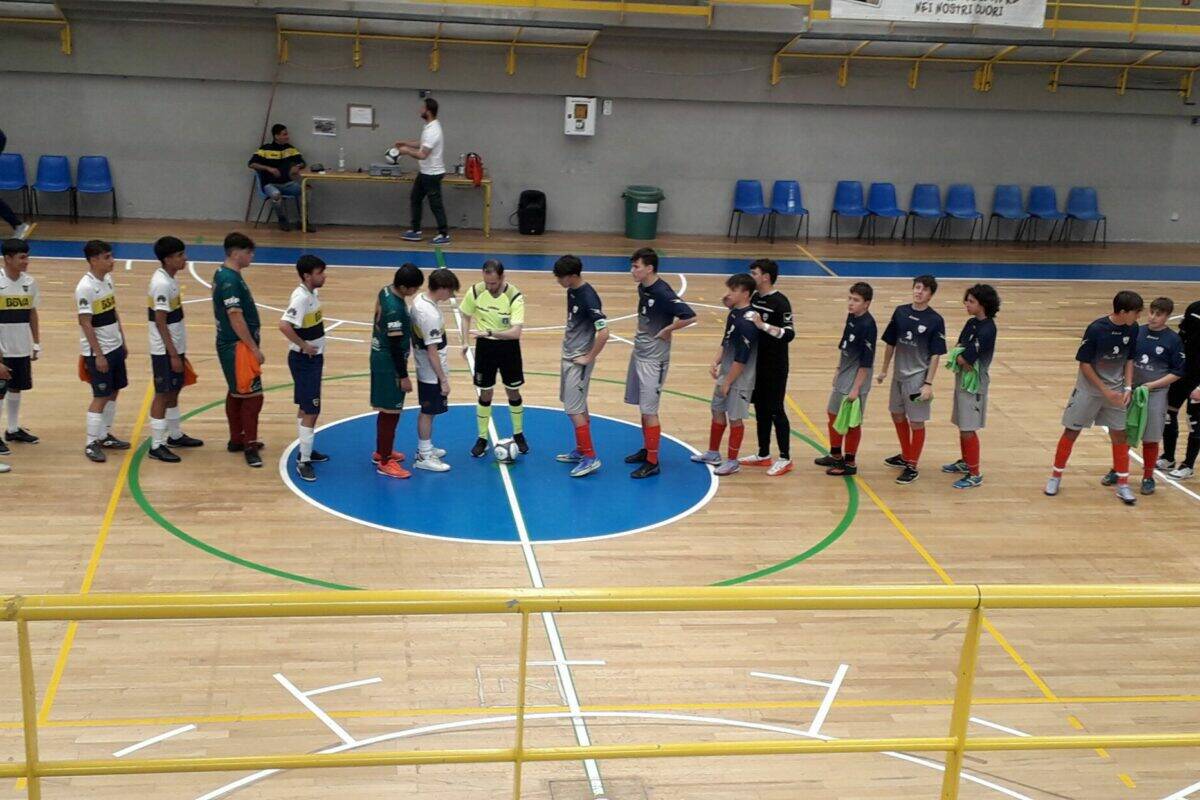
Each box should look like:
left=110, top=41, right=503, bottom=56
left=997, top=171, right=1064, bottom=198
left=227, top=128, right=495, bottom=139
left=312, top=117, right=337, bottom=137
left=831, top=0, right=1047, bottom=26
left=347, top=104, right=377, bottom=129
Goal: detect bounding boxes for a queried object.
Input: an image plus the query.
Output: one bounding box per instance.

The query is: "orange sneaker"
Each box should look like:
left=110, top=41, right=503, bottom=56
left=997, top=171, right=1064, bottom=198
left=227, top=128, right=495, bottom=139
left=376, top=459, right=411, bottom=479
left=766, top=459, right=794, bottom=477
left=371, top=450, right=406, bottom=465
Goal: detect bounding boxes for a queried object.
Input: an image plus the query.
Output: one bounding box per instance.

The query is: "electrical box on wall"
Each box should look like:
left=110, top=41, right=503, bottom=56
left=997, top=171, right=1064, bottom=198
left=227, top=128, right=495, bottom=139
left=565, top=96, right=596, bottom=136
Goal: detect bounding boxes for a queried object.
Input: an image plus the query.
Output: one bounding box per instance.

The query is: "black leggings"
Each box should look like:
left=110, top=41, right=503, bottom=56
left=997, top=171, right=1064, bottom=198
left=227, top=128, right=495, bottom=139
left=753, top=379, right=790, bottom=460
left=0, top=196, right=20, bottom=229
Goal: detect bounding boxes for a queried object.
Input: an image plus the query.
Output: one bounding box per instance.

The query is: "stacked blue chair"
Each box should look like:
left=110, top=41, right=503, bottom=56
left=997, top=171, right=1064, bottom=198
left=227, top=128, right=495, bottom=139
left=865, top=183, right=905, bottom=244
left=828, top=180, right=868, bottom=243
left=1026, top=185, right=1067, bottom=243
left=727, top=180, right=770, bottom=243
left=942, top=184, right=983, bottom=243
left=902, top=184, right=944, bottom=243
left=31, top=155, right=75, bottom=222
left=75, top=156, right=117, bottom=223
left=0, top=154, right=30, bottom=218
left=1063, top=186, right=1106, bottom=246
left=984, top=184, right=1029, bottom=244
left=766, top=180, right=809, bottom=243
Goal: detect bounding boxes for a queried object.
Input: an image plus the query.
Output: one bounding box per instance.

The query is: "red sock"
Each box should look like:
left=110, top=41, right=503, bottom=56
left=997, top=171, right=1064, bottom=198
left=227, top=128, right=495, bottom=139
left=961, top=432, right=980, bottom=476
left=728, top=424, right=745, bottom=460
left=225, top=394, right=244, bottom=444
left=709, top=420, right=727, bottom=452
left=241, top=394, right=264, bottom=447
left=827, top=412, right=843, bottom=452
left=576, top=423, right=595, bottom=459
left=1112, top=442, right=1130, bottom=486
left=1053, top=433, right=1075, bottom=475
left=893, top=418, right=911, bottom=462
left=376, top=412, right=399, bottom=458
left=844, top=426, right=861, bottom=461
left=1142, top=442, right=1159, bottom=480
left=909, top=426, right=926, bottom=467
left=644, top=424, right=661, bottom=465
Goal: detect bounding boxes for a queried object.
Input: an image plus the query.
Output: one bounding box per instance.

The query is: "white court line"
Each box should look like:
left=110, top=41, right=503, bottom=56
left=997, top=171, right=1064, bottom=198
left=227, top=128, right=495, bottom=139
left=303, top=677, right=382, bottom=698
left=324, top=320, right=346, bottom=332
left=529, top=660, right=606, bottom=667
left=450, top=299, right=607, bottom=799
left=808, top=664, right=850, bottom=737
left=112, top=724, right=196, bottom=757
left=124, top=258, right=133, bottom=271
left=750, top=671, right=834, bottom=688
left=274, top=673, right=356, bottom=746
left=191, top=709, right=1034, bottom=800
left=1163, top=778, right=1200, bottom=799
left=610, top=333, right=634, bottom=346
left=325, top=335, right=366, bottom=344
left=969, top=717, right=1032, bottom=738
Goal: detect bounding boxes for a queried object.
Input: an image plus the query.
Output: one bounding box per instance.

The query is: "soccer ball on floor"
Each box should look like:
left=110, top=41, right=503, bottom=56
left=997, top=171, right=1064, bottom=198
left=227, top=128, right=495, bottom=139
left=384, top=147, right=402, bottom=165
left=493, top=439, right=520, bottom=464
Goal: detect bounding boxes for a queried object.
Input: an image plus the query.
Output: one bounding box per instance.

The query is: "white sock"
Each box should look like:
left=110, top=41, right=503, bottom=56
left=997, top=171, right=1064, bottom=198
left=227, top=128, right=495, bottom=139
left=418, top=438, right=433, bottom=456
left=165, top=406, right=182, bottom=438
left=86, top=412, right=104, bottom=445
left=6, top=392, right=20, bottom=433
left=101, top=401, right=117, bottom=435
left=150, top=417, right=167, bottom=448
left=298, top=421, right=314, bottom=462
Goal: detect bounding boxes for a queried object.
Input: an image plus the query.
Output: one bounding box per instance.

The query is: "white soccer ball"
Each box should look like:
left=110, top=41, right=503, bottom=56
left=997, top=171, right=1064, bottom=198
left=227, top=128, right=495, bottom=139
left=493, top=439, right=519, bottom=464
left=384, top=147, right=401, bottom=165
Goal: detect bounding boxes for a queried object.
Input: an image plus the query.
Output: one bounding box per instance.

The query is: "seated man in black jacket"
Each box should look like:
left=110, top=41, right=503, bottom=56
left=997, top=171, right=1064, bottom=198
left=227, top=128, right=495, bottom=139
left=248, top=124, right=310, bottom=232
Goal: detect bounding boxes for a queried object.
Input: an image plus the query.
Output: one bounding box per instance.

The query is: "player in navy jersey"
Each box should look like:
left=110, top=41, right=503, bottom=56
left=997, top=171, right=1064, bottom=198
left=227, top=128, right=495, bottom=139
left=740, top=259, right=795, bottom=477
left=1099, top=297, right=1184, bottom=495
left=553, top=255, right=609, bottom=478
left=941, top=284, right=1000, bottom=490
left=1046, top=291, right=1143, bottom=505
left=691, top=273, right=758, bottom=475
left=875, top=275, right=947, bottom=485
left=815, top=282, right=876, bottom=477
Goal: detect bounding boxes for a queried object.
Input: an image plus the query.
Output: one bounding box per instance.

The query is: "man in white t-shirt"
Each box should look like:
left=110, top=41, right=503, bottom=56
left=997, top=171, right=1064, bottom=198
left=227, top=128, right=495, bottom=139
left=395, top=97, right=449, bottom=246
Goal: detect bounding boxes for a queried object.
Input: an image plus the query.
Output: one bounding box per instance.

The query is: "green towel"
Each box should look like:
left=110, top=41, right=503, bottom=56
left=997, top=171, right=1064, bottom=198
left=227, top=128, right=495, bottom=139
left=1125, top=385, right=1150, bottom=446
left=833, top=396, right=862, bottom=435
left=944, top=346, right=980, bottom=394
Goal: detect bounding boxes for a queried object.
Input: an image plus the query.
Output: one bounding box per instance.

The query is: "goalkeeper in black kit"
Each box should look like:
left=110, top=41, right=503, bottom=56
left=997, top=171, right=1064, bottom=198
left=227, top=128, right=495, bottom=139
left=740, top=259, right=795, bottom=476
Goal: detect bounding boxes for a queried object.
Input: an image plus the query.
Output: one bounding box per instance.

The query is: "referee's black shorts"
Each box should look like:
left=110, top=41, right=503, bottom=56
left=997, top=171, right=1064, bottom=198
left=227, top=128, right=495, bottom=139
left=474, top=337, right=524, bottom=389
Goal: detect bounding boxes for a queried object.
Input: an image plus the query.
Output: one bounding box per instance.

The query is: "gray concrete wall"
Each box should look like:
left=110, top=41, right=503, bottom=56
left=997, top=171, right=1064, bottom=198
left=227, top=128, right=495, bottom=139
left=2, top=15, right=1197, bottom=240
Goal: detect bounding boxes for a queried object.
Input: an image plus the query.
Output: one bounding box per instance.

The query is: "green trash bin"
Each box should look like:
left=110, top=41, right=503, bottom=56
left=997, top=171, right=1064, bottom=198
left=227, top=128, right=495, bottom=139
left=622, top=185, right=665, bottom=240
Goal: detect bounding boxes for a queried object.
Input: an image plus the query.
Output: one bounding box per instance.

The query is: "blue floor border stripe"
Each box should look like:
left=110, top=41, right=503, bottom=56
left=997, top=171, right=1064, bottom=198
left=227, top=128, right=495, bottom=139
left=28, top=239, right=1200, bottom=282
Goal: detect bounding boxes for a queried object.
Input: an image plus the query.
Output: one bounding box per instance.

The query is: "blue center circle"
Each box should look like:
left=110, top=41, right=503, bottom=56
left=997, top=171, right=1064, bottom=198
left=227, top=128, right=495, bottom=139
left=279, top=404, right=718, bottom=544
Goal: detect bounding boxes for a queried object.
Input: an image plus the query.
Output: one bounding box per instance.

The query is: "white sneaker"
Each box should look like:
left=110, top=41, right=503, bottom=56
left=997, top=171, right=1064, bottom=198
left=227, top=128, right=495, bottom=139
left=14, top=223, right=32, bottom=240
left=713, top=459, right=741, bottom=476
left=690, top=450, right=722, bottom=465
left=766, top=459, right=794, bottom=477
left=415, top=453, right=451, bottom=472
left=1044, top=476, right=1061, bottom=496
left=430, top=446, right=447, bottom=459
left=0, top=462, right=10, bottom=473
left=1156, top=457, right=1176, bottom=471
left=1168, top=465, right=1195, bottom=480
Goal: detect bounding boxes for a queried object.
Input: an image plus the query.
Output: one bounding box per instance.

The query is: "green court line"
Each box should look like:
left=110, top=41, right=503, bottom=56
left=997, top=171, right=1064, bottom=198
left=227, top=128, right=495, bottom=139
left=128, top=371, right=858, bottom=590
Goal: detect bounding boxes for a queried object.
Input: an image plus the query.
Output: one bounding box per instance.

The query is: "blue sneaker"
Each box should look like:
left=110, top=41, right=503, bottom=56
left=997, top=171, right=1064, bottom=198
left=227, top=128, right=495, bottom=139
left=941, top=459, right=969, bottom=474
left=431, top=233, right=451, bottom=245
left=402, top=230, right=422, bottom=242
left=556, top=449, right=583, bottom=463
left=953, top=474, right=983, bottom=489
left=570, top=456, right=601, bottom=478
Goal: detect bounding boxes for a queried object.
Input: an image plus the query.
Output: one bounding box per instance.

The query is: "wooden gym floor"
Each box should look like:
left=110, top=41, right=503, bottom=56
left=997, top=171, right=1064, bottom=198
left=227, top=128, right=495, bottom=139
left=0, top=219, right=1198, bottom=799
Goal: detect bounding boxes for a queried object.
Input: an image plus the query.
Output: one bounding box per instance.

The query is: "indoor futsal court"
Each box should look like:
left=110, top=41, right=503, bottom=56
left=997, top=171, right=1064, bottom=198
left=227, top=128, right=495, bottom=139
left=3, top=0, right=1200, bottom=797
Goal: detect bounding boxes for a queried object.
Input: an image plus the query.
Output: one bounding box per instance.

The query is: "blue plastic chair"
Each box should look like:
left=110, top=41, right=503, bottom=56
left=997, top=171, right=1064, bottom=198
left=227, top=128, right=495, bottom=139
left=828, top=181, right=868, bottom=243
left=942, top=184, right=983, bottom=243
left=727, top=180, right=770, bottom=243
left=865, top=182, right=905, bottom=243
left=903, top=184, right=944, bottom=243
left=984, top=185, right=1029, bottom=244
left=31, top=155, right=75, bottom=222
left=766, top=180, right=809, bottom=243
left=1026, top=185, right=1067, bottom=243
left=0, top=153, right=29, bottom=218
left=1063, top=186, right=1106, bottom=246
left=75, top=156, right=117, bottom=223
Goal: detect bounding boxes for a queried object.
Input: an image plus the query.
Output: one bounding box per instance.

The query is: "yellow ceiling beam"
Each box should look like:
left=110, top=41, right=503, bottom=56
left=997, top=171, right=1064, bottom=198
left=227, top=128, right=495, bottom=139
left=1048, top=46, right=1089, bottom=92
left=908, top=42, right=943, bottom=89
left=0, top=12, right=71, bottom=55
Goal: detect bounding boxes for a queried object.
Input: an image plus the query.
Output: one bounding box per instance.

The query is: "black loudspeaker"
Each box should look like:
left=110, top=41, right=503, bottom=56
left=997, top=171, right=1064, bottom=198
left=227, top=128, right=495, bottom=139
left=517, top=189, right=546, bottom=235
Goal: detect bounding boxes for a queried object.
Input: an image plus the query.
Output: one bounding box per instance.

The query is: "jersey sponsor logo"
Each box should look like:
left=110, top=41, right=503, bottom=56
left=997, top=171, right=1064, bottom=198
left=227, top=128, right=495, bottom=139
left=4, top=296, right=32, bottom=309
left=92, top=295, right=116, bottom=313
left=386, top=320, right=402, bottom=330
left=223, top=296, right=240, bottom=307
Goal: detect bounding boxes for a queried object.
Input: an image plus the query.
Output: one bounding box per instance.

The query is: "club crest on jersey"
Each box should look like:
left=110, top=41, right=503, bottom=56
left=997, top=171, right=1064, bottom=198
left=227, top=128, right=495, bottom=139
left=572, top=305, right=579, bottom=314
left=1156, top=346, right=1164, bottom=355
left=917, top=325, right=927, bottom=333
left=647, top=298, right=655, bottom=307
left=1122, top=336, right=1130, bottom=344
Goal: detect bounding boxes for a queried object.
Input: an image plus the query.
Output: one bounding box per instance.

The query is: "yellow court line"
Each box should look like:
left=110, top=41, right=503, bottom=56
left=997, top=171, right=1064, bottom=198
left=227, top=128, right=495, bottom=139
left=15, top=384, right=153, bottom=790
left=796, top=243, right=838, bottom=277
left=1119, top=773, right=1136, bottom=788
left=7, top=693, right=1196, bottom=734
left=784, top=394, right=1120, bottom=769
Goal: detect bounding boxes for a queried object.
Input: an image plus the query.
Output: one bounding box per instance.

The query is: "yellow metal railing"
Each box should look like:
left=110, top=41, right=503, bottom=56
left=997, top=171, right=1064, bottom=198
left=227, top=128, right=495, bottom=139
left=4, top=584, right=1200, bottom=799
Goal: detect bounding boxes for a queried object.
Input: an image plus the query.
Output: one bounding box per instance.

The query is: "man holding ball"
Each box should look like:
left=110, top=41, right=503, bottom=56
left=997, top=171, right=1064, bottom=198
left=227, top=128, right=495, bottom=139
left=394, top=97, right=450, bottom=246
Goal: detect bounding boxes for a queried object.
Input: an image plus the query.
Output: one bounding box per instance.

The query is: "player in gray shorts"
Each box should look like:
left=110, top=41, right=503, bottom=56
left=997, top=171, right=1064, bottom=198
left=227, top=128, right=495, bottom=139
left=623, top=247, right=696, bottom=479
left=815, top=282, right=877, bottom=478
left=942, top=284, right=1000, bottom=490
left=1046, top=290, right=1144, bottom=505
left=552, top=256, right=610, bottom=478
left=691, top=274, right=758, bottom=476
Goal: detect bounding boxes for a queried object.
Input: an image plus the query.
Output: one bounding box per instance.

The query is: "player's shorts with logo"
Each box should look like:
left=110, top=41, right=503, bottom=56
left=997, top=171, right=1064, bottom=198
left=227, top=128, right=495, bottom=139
left=84, top=347, right=128, bottom=398
left=288, top=351, right=323, bottom=415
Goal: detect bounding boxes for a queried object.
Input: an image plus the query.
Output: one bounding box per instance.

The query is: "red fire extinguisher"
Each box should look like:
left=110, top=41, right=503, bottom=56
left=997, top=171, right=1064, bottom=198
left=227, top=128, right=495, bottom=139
left=464, top=153, right=483, bottom=187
